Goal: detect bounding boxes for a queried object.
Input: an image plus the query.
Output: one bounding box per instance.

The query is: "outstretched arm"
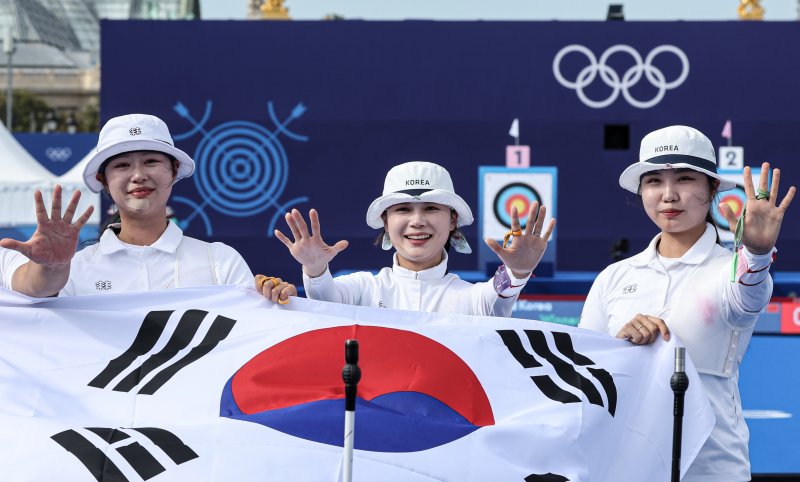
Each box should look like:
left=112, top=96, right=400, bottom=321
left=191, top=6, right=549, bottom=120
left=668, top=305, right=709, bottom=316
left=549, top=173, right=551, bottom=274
left=274, top=208, right=349, bottom=278
left=2, top=185, right=94, bottom=297
left=719, top=162, right=793, bottom=317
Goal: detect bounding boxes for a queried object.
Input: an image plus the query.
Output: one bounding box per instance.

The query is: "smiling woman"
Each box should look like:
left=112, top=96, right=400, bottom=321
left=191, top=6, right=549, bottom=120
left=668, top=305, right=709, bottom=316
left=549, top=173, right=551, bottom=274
left=58, top=114, right=296, bottom=301
left=266, top=161, right=556, bottom=316
left=578, top=125, right=796, bottom=481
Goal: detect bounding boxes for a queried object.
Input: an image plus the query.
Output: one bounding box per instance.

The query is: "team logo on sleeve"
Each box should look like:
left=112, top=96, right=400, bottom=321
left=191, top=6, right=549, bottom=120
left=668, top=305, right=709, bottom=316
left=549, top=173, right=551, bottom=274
left=51, top=427, right=197, bottom=481
left=88, top=310, right=236, bottom=395
left=220, top=325, right=494, bottom=452
left=498, top=329, right=617, bottom=416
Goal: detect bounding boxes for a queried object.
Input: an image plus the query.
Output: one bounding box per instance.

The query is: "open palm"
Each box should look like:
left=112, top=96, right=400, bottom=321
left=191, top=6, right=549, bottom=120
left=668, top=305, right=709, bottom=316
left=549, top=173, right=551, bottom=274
left=275, top=208, right=349, bottom=277
left=0, top=186, right=94, bottom=266
left=719, top=163, right=795, bottom=255
left=484, top=203, right=556, bottom=278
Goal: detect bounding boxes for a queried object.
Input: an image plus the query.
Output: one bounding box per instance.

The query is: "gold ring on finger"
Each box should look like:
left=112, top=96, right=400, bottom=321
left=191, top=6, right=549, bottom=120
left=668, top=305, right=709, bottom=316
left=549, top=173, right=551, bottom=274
left=260, top=276, right=280, bottom=288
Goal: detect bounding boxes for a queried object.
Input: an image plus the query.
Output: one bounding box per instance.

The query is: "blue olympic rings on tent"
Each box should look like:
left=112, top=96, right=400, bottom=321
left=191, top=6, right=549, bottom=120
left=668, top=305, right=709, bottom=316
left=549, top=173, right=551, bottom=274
left=493, top=183, right=541, bottom=229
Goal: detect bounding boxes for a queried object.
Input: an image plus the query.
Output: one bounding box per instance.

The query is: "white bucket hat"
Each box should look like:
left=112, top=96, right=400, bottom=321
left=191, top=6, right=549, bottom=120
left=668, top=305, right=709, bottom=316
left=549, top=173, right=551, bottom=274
left=619, top=125, right=736, bottom=194
left=366, top=161, right=474, bottom=229
left=83, top=114, right=195, bottom=193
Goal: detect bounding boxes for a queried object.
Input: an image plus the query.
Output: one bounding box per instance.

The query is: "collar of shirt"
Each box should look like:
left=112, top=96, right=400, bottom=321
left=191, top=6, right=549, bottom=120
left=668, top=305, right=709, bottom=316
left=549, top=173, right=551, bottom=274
left=99, top=221, right=184, bottom=255
left=391, top=249, right=448, bottom=280
left=628, top=223, right=718, bottom=269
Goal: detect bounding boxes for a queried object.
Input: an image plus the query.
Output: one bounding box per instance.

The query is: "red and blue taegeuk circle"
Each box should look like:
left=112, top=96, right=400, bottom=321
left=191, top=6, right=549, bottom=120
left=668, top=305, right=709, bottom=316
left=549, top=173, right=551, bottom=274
left=220, top=325, right=495, bottom=452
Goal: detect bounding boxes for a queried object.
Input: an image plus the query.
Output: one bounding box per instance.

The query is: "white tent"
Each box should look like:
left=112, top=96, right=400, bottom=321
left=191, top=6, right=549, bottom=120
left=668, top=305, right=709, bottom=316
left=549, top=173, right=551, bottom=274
left=56, top=148, right=101, bottom=225
left=0, top=121, right=58, bottom=226
left=0, top=121, right=100, bottom=226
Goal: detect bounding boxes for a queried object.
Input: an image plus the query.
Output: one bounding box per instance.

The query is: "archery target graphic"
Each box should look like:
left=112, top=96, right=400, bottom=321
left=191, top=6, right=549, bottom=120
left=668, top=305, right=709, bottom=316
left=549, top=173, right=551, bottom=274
left=715, top=171, right=766, bottom=244
left=712, top=187, right=746, bottom=231
left=169, top=100, right=310, bottom=236
left=481, top=169, right=556, bottom=241
left=493, top=183, right=542, bottom=230
left=193, top=121, right=289, bottom=217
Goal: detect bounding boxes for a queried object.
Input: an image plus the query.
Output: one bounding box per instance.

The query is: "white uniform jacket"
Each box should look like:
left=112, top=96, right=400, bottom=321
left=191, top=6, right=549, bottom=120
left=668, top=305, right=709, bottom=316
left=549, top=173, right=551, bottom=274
left=580, top=224, right=774, bottom=482
left=303, top=251, right=530, bottom=316
left=61, top=222, right=254, bottom=296
left=0, top=247, right=27, bottom=290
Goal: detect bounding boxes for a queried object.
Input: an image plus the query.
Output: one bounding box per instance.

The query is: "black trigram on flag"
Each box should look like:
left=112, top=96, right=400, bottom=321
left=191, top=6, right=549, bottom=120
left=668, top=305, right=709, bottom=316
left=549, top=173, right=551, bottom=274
left=51, top=427, right=198, bottom=481
left=89, top=309, right=236, bottom=395
left=498, top=329, right=617, bottom=416
left=525, top=473, right=569, bottom=482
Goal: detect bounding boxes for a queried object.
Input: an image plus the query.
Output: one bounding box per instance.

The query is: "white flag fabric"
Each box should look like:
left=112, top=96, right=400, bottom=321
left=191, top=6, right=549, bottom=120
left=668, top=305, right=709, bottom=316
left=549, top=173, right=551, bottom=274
left=509, top=118, right=520, bottom=138
left=0, top=286, right=714, bottom=482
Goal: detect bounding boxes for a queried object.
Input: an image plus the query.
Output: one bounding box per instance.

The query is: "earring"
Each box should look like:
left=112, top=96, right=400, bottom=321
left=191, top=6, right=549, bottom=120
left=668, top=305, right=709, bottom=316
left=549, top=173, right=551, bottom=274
left=381, top=232, right=393, bottom=250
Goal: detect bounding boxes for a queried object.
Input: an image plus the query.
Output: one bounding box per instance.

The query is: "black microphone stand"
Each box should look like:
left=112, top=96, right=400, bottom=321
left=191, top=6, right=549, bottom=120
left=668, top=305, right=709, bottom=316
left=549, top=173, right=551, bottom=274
left=670, top=347, right=688, bottom=482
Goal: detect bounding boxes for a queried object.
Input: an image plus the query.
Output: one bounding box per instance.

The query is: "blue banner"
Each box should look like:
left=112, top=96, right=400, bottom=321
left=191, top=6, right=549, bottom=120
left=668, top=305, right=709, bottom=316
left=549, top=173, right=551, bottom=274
left=14, top=133, right=97, bottom=176
left=99, top=20, right=800, bottom=279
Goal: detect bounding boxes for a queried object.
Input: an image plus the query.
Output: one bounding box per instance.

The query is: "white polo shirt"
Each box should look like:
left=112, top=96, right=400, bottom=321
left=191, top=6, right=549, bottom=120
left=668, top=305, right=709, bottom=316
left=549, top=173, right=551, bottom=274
left=303, top=250, right=529, bottom=317
left=0, top=247, right=27, bottom=290
left=60, top=222, right=254, bottom=296
left=580, top=224, right=773, bottom=482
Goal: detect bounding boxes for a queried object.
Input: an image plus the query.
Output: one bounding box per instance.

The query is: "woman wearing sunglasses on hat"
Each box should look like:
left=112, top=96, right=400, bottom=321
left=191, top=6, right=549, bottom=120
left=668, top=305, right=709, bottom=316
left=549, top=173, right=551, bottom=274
left=579, top=125, right=795, bottom=481
left=268, top=161, right=554, bottom=316
left=59, top=113, right=296, bottom=302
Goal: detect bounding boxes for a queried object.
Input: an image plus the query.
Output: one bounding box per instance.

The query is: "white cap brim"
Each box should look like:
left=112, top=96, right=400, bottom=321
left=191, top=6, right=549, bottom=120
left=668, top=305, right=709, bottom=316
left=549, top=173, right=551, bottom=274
left=366, top=189, right=474, bottom=229
left=619, top=156, right=736, bottom=194
left=83, top=139, right=195, bottom=193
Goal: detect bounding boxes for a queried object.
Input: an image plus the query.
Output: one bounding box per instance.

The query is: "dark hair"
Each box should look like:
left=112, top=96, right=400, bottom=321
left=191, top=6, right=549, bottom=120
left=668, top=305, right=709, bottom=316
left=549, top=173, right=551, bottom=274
left=99, top=210, right=122, bottom=236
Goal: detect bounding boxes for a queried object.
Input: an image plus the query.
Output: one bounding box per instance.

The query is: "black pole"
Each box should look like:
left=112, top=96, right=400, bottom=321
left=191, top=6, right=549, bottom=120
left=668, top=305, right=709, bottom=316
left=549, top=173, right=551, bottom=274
left=343, top=339, right=361, bottom=412
left=670, top=347, right=689, bottom=482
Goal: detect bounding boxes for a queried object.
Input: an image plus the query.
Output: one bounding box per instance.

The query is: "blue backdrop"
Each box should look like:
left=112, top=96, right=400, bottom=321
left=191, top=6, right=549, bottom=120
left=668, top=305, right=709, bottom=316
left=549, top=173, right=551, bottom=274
left=99, top=20, right=800, bottom=283
left=14, top=133, right=97, bottom=176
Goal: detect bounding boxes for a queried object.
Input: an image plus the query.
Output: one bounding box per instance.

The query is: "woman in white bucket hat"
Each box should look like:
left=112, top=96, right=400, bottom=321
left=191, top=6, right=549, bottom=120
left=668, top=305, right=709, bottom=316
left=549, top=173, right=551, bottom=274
left=270, top=161, right=554, bottom=316
left=579, top=125, right=795, bottom=480
left=59, top=113, right=296, bottom=302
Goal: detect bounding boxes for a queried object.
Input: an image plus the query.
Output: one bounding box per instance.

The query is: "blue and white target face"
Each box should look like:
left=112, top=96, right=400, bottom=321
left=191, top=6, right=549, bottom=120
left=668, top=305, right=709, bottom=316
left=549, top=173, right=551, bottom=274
left=712, top=186, right=746, bottom=231
left=492, top=183, right=541, bottom=229
left=193, top=121, right=289, bottom=217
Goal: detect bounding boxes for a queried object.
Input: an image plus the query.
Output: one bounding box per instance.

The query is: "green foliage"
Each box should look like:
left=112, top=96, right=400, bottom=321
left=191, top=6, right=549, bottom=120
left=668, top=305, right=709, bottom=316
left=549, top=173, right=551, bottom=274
left=0, top=91, right=99, bottom=132
left=0, top=90, right=50, bottom=132
left=77, top=102, right=99, bottom=132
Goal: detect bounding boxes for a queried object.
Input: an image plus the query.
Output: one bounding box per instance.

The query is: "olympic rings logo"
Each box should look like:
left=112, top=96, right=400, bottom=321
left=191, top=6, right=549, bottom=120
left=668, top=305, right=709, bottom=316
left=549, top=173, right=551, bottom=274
left=552, top=44, right=689, bottom=109
left=45, top=147, right=72, bottom=162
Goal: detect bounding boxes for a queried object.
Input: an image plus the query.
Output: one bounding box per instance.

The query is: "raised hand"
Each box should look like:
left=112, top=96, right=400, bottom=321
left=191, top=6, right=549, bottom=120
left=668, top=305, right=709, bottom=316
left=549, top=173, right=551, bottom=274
left=483, top=202, right=556, bottom=278
left=0, top=185, right=94, bottom=267
left=275, top=209, right=349, bottom=278
left=719, top=162, right=796, bottom=255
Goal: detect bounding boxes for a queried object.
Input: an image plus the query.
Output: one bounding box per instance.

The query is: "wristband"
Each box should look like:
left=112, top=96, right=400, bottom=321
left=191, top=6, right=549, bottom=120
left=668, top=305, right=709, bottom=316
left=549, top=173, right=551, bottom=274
left=493, top=264, right=512, bottom=294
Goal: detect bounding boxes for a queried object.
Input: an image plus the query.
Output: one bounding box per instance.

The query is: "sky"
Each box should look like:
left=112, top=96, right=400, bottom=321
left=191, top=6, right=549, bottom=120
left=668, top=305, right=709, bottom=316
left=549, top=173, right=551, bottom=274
left=200, top=0, right=799, bottom=21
